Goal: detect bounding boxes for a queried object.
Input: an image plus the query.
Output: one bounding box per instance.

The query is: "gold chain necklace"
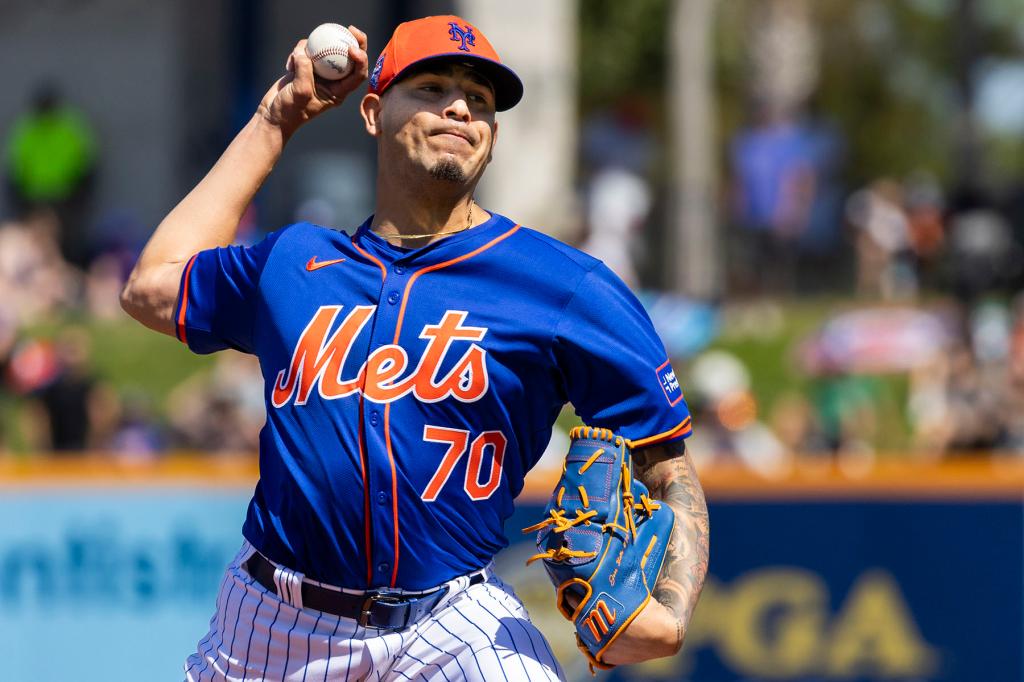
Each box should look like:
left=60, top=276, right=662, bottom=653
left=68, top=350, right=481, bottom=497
left=380, top=202, right=474, bottom=240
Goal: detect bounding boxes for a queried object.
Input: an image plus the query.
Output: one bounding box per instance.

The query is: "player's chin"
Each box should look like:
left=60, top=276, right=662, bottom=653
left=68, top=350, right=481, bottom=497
left=424, top=153, right=478, bottom=185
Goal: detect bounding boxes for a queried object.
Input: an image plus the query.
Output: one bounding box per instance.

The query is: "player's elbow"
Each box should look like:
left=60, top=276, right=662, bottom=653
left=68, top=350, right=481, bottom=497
left=667, top=628, right=686, bottom=657
left=604, top=627, right=685, bottom=666
left=651, top=627, right=686, bottom=659
left=119, top=265, right=181, bottom=337
left=119, top=278, right=145, bottom=322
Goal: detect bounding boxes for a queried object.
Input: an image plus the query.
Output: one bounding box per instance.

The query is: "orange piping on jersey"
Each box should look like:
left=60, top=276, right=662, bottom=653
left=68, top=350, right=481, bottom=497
left=383, top=402, right=402, bottom=586
left=628, top=416, right=693, bottom=449
left=355, top=239, right=387, bottom=585
left=391, top=224, right=522, bottom=344
left=357, top=396, right=373, bottom=584
left=384, top=223, right=521, bottom=587
left=353, top=242, right=388, bottom=281
left=176, top=254, right=199, bottom=344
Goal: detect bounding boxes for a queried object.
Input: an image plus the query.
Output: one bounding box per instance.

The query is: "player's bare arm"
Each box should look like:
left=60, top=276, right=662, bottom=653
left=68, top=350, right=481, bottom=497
left=605, top=439, right=709, bottom=665
left=120, top=29, right=368, bottom=336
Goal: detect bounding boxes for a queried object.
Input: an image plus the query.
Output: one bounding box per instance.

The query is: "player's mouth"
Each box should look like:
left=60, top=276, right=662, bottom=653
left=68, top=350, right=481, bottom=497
left=432, top=127, right=474, bottom=146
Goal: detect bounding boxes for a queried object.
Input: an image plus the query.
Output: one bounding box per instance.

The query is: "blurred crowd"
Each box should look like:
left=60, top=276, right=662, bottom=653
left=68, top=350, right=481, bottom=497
left=684, top=161, right=1024, bottom=471
left=683, top=296, right=1024, bottom=475
left=5, top=78, right=1024, bottom=468
left=568, top=87, right=1024, bottom=471
left=0, top=86, right=265, bottom=459
left=0, top=206, right=265, bottom=458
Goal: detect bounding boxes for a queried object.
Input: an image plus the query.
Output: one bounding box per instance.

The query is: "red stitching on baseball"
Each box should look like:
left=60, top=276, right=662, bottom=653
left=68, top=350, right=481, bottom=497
left=311, top=47, right=351, bottom=61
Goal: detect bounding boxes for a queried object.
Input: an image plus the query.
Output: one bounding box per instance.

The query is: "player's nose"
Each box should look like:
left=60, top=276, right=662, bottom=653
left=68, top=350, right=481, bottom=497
left=442, top=95, right=472, bottom=123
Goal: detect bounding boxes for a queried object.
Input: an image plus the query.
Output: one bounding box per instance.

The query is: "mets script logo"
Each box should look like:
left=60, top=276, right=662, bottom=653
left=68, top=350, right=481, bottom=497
left=448, top=22, right=476, bottom=51
left=271, top=305, right=489, bottom=407
left=581, top=598, right=619, bottom=642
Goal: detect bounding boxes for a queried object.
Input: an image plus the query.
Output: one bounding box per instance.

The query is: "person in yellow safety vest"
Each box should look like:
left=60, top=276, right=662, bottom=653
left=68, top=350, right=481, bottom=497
left=5, top=83, right=97, bottom=266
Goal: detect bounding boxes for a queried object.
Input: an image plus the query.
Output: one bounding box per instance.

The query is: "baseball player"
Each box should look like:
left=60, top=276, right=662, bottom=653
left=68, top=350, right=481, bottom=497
left=121, top=14, right=708, bottom=681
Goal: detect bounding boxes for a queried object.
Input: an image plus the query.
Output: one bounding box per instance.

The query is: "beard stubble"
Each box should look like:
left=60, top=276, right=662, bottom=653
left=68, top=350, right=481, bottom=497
left=429, top=157, right=466, bottom=183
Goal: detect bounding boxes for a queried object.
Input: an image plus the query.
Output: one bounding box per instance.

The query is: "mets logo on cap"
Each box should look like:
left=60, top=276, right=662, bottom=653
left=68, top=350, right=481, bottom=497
left=366, top=14, right=524, bottom=111
left=447, top=22, right=475, bottom=51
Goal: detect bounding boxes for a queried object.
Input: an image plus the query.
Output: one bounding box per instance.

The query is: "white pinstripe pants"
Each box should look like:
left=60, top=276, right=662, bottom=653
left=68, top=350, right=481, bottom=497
left=184, top=542, right=566, bottom=681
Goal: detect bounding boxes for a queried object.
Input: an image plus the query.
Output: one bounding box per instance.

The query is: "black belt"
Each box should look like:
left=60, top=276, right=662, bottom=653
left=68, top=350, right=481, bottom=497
left=243, top=552, right=485, bottom=630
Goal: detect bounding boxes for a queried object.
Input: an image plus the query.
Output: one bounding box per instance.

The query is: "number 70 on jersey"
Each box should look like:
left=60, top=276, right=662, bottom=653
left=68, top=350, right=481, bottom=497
left=420, top=425, right=507, bottom=501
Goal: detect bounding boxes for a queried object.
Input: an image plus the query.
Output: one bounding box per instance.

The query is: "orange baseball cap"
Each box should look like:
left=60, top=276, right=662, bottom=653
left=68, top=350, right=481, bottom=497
left=368, top=15, right=523, bottom=111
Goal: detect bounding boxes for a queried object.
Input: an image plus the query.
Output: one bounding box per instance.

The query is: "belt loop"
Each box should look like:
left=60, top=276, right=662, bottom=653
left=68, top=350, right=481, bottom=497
left=272, top=566, right=285, bottom=601
left=273, top=565, right=306, bottom=610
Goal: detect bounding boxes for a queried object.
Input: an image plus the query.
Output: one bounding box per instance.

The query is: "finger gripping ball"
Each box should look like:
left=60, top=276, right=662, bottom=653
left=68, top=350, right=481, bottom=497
left=305, top=23, right=358, bottom=80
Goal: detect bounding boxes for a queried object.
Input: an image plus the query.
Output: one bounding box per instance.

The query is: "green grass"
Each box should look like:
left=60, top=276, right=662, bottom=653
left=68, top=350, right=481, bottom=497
left=24, top=313, right=216, bottom=399
left=6, top=298, right=917, bottom=452
left=3, top=314, right=216, bottom=453
left=705, top=298, right=912, bottom=450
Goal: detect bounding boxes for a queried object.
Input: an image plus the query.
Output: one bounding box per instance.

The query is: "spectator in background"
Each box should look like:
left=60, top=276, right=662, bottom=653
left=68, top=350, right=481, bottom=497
left=943, top=342, right=1005, bottom=453
left=685, top=349, right=793, bottom=476
left=580, top=168, right=650, bottom=289
left=4, top=83, right=97, bottom=267
left=578, top=97, right=656, bottom=288
left=945, top=185, right=1020, bottom=304
left=0, top=210, right=75, bottom=324
left=166, top=352, right=264, bottom=454
left=729, top=100, right=843, bottom=295
left=770, top=391, right=829, bottom=456
left=106, top=389, right=164, bottom=459
left=812, top=368, right=881, bottom=456
left=1003, top=295, right=1024, bottom=453
left=14, top=327, right=114, bottom=453
left=846, top=178, right=916, bottom=300
left=903, top=173, right=946, bottom=290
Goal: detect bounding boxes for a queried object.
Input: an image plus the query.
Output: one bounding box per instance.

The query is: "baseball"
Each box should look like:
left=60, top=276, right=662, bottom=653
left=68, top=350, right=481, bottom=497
left=305, top=23, right=358, bottom=80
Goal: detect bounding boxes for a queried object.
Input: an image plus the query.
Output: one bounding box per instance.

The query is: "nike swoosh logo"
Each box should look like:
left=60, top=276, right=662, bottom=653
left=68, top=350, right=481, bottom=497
left=306, top=257, right=347, bottom=271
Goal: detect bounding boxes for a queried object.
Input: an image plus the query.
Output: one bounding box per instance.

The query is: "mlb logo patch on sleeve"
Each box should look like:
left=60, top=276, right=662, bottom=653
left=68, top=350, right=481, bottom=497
left=656, top=360, right=683, bottom=406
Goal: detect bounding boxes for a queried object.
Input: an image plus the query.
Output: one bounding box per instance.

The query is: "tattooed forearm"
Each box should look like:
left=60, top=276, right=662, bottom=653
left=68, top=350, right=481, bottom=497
left=633, top=440, right=709, bottom=647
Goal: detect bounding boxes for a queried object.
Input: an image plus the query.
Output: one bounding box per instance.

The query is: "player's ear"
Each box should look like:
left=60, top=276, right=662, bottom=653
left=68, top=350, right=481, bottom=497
left=360, top=93, right=382, bottom=137
left=487, top=119, right=498, bottom=163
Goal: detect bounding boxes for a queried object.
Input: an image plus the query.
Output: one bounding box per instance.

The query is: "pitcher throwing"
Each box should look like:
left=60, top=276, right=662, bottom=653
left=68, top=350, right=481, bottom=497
left=121, top=14, right=708, bottom=681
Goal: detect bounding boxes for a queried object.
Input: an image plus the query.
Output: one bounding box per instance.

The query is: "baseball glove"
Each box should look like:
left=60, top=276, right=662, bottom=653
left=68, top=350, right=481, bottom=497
left=523, top=425, right=674, bottom=671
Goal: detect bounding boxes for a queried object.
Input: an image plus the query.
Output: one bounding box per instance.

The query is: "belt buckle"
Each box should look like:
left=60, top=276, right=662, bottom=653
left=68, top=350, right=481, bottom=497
left=358, top=589, right=405, bottom=628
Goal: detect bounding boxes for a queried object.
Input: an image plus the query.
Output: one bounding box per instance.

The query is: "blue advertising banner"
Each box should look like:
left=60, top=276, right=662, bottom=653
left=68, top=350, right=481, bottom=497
left=0, top=490, right=249, bottom=682
left=497, top=498, right=1024, bottom=682
left=0, top=471, right=1020, bottom=681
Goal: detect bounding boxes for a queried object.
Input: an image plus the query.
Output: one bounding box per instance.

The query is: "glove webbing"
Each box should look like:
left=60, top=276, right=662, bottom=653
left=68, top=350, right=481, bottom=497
left=525, top=426, right=669, bottom=673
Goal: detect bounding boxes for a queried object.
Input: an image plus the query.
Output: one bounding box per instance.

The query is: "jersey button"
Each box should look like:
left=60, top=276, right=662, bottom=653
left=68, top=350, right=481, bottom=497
left=387, top=292, right=400, bottom=305
left=394, top=265, right=405, bottom=275
left=377, top=490, right=387, bottom=505
left=378, top=562, right=390, bottom=574
left=369, top=411, right=380, bottom=426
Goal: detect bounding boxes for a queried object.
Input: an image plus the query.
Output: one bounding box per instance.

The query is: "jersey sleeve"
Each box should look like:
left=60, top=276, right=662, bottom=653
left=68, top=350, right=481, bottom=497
left=173, top=231, right=283, bottom=355
left=553, top=263, right=692, bottom=448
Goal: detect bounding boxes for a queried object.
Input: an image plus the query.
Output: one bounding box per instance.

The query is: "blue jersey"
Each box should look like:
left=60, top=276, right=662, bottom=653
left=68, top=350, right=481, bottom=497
left=175, top=211, right=691, bottom=590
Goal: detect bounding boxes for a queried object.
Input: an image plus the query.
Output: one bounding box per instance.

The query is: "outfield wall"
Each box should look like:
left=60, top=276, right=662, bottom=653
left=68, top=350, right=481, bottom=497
left=0, top=457, right=1019, bottom=681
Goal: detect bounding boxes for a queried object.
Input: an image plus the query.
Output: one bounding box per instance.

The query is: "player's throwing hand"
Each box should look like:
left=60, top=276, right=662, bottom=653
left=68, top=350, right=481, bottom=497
left=258, top=25, right=369, bottom=139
